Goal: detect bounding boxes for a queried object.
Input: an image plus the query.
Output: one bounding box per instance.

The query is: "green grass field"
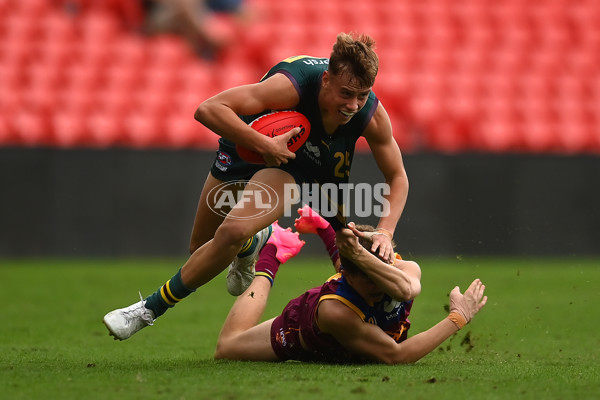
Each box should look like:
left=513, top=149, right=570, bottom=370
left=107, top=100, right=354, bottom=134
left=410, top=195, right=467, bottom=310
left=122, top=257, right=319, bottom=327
left=1, top=257, right=598, bottom=399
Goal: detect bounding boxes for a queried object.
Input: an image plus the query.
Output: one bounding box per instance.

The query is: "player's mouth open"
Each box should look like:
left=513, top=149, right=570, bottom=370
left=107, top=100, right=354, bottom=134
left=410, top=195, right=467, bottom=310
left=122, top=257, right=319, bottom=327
left=340, top=110, right=356, bottom=118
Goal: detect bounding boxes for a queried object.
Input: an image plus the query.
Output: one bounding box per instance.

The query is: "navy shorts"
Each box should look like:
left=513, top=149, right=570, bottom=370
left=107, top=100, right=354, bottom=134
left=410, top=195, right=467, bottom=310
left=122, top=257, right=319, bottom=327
left=210, top=139, right=264, bottom=182
left=210, top=139, right=346, bottom=230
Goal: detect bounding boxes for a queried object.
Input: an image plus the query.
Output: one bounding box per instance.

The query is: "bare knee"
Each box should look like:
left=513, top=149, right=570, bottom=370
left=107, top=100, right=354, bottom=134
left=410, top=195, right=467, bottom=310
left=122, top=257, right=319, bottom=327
left=187, top=219, right=256, bottom=255
left=189, top=241, right=200, bottom=255
left=189, top=237, right=207, bottom=254
left=215, top=220, right=260, bottom=249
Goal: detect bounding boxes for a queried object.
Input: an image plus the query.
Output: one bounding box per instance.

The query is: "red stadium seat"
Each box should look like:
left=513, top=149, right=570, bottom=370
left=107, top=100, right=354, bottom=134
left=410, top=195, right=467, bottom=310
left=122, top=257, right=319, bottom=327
left=104, top=63, right=143, bottom=92
left=553, top=94, right=596, bottom=153
left=565, top=50, right=599, bottom=77
left=557, top=121, right=595, bottom=154
left=390, top=115, right=417, bottom=153
left=14, top=0, right=51, bottom=17
left=431, top=118, right=474, bottom=153
left=376, top=1, right=418, bottom=29
left=79, top=10, right=121, bottom=42
left=446, top=78, right=483, bottom=120
left=75, top=37, right=114, bottom=67
left=26, top=62, right=64, bottom=92
left=123, top=110, right=168, bottom=148
left=354, top=136, right=370, bottom=152
left=0, top=84, right=25, bottom=120
left=111, top=35, right=149, bottom=69
left=21, top=86, right=55, bottom=112
left=180, top=57, right=216, bottom=84
left=165, top=111, right=217, bottom=149
left=0, top=0, right=598, bottom=155
left=37, top=36, right=76, bottom=69
left=214, top=61, right=260, bottom=89
left=88, top=110, right=126, bottom=147
left=461, top=22, right=497, bottom=51
left=0, top=61, right=25, bottom=93
left=41, top=10, right=78, bottom=44
left=133, top=87, right=174, bottom=117
left=142, top=64, right=180, bottom=92
left=476, top=117, right=523, bottom=153
left=410, top=92, right=447, bottom=127
left=3, top=12, right=40, bottom=43
left=95, top=87, right=135, bottom=117
left=63, top=0, right=144, bottom=28
left=13, top=108, right=53, bottom=146
left=173, top=89, right=205, bottom=123
left=0, top=33, right=35, bottom=66
left=0, top=112, right=17, bottom=145
left=146, top=35, right=194, bottom=68
left=517, top=73, right=554, bottom=101
left=52, top=110, right=91, bottom=148
left=64, top=62, right=104, bottom=92
left=338, top=0, right=378, bottom=30
left=408, top=70, right=448, bottom=124
left=520, top=115, right=561, bottom=153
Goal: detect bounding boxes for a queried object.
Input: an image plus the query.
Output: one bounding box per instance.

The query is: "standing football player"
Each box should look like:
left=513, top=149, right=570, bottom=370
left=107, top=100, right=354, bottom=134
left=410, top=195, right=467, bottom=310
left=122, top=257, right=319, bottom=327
left=103, top=32, right=409, bottom=341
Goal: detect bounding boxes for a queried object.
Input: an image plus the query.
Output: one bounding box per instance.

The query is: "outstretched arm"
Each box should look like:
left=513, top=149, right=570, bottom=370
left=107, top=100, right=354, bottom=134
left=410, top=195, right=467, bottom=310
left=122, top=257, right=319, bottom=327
left=392, top=279, right=488, bottom=363
left=317, top=279, right=487, bottom=364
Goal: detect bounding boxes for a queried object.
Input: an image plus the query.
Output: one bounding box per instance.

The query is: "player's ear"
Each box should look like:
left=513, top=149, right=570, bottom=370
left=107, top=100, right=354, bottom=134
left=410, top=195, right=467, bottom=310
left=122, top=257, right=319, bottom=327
left=341, top=268, right=355, bottom=284
left=322, top=70, right=329, bottom=86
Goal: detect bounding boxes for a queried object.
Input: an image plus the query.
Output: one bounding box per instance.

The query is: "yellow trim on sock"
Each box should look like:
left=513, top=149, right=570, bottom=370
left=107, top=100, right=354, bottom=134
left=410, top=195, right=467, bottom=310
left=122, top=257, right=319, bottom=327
left=165, top=280, right=183, bottom=302
left=160, top=285, right=176, bottom=305
left=239, top=236, right=254, bottom=254
left=255, top=271, right=273, bottom=284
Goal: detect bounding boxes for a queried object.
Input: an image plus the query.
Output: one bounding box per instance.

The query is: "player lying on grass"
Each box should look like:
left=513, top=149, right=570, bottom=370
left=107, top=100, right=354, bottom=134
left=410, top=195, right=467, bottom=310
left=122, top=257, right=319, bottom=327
left=214, top=207, right=488, bottom=364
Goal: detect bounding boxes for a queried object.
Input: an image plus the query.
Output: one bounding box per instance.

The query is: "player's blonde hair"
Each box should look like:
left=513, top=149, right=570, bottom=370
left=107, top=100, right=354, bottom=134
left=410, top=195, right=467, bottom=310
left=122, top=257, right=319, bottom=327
left=329, top=32, right=379, bottom=88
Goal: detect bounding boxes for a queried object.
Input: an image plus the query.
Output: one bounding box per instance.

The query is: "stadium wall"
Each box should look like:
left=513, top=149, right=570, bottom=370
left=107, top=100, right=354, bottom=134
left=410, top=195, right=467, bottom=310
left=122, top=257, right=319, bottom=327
left=1, top=148, right=598, bottom=258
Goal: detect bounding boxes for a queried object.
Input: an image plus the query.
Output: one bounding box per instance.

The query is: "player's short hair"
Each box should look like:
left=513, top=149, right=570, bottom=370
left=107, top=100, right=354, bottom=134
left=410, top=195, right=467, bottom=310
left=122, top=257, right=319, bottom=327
left=339, top=224, right=396, bottom=276
left=329, top=32, right=379, bottom=88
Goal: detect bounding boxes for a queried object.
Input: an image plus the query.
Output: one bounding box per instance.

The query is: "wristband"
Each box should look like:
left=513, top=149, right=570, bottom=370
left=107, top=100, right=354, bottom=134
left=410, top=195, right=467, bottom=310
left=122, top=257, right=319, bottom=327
left=374, top=228, right=393, bottom=240
left=447, top=312, right=467, bottom=329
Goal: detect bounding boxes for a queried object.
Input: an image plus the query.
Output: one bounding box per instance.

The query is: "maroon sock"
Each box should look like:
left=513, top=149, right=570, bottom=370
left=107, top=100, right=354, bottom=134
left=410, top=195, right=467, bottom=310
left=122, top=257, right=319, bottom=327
left=317, top=225, right=339, bottom=265
left=254, top=244, right=281, bottom=286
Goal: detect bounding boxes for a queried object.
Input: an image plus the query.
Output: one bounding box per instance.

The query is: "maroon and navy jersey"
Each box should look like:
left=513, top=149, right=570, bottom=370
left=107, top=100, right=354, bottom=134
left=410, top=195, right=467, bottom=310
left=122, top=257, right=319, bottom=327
left=272, top=272, right=412, bottom=363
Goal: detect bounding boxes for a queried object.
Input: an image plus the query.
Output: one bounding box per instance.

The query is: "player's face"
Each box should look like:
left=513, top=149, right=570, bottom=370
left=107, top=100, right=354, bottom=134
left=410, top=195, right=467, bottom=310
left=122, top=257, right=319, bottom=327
left=345, top=271, right=385, bottom=303
left=320, top=70, right=372, bottom=126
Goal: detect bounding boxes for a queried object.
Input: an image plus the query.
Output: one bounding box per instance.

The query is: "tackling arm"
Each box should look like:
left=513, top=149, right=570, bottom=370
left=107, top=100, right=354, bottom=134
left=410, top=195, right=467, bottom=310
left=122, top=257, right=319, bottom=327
left=336, top=224, right=421, bottom=301
left=362, top=103, right=409, bottom=262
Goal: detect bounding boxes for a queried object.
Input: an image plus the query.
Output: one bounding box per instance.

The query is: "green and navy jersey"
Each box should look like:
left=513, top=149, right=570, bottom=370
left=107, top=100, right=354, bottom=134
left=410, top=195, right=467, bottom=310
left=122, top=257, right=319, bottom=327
left=259, top=56, right=379, bottom=188
left=264, top=56, right=379, bottom=229
left=214, top=55, right=379, bottom=229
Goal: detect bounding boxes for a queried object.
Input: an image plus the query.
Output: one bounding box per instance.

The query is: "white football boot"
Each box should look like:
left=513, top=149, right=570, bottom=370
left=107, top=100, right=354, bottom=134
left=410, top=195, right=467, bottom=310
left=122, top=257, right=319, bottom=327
left=226, top=225, right=273, bottom=296
left=103, top=294, right=155, bottom=340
